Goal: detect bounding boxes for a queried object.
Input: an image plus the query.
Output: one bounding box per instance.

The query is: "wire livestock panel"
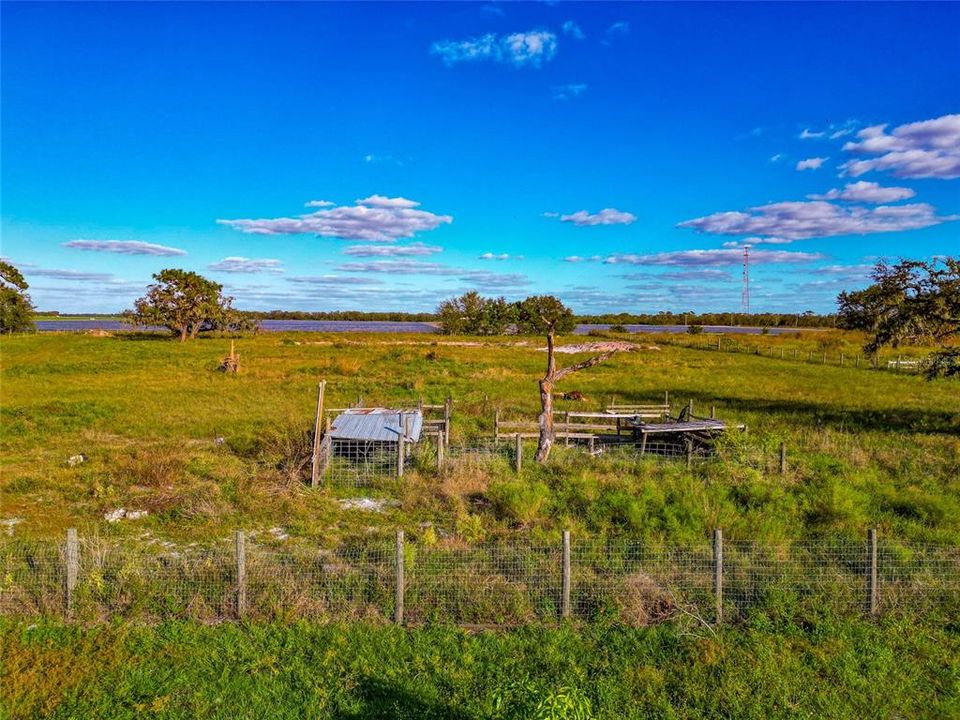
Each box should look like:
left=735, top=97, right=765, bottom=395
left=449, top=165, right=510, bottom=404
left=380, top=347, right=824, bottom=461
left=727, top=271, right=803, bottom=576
left=0, top=540, right=63, bottom=617
left=1, top=535, right=958, bottom=625
left=406, top=543, right=562, bottom=625
left=571, top=541, right=714, bottom=624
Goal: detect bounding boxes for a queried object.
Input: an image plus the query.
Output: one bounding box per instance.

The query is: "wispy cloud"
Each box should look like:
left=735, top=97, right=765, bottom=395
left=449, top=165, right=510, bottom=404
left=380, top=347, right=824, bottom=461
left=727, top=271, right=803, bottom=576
left=562, top=20, right=585, bottom=39
left=807, top=181, right=915, bottom=203
left=218, top=196, right=452, bottom=241
left=431, top=29, right=558, bottom=68
left=800, top=128, right=825, bottom=139
left=679, top=200, right=953, bottom=241
left=343, top=242, right=442, bottom=257
left=479, top=252, right=523, bottom=261
left=305, top=200, right=334, bottom=208
left=551, top=83, right=587, bottom=101
left=24, top=268, right=115, bottom=281
left=62, top=240, right=187, bottom=256
left=796, top=157, right=827, bottom=171
left=336, top=259, right=530, bottom=288
left=840, top=113, right=960, bottom=179
left=556, top=208, right=637, bottom=226
left=208, top=257, right=284, bottom=274
left=599, top=249, right=827, bottom=266
left=607, top=21, right=630, bottom=36
left=288, top=275, right=383, bottom=286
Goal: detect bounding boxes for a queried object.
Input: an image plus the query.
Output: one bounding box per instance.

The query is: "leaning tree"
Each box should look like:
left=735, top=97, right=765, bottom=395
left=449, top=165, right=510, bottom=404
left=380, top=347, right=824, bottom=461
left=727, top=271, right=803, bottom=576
left=126, top=268, right=247, bottom=341
left=516, top=295, right=623, bottom=462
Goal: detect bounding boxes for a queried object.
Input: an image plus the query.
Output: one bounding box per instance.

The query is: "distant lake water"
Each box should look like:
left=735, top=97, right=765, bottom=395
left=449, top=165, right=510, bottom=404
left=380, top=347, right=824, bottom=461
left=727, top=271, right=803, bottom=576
left=36, top=319, right=813, bottom=335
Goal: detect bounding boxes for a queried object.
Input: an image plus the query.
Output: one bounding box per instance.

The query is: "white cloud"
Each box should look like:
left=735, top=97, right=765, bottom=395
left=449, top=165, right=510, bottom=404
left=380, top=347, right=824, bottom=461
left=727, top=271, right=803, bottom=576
left=562, top=20, right=585, bottom=39
left=769, top=153, right=785, bottom=163
left=208, top=257, right=284, bottom=274
left=807, top=181, right=916, bottom=203
left=800, top=128, right=826, bottom=139
left=431, top=29, right=558, bottom=68
left=600, top=249, right=827, bottom=266
left=607, top=21, right=630, bottom=35
left=840, top=114, right=960, bottom=179
left=343, top=242, right=442, bottom=257
left=551, top=83, right=587, bottom=101
left=679, top=200, right=953, bottom=241
left=563, top=255, right=604, bottom=263
left=24, top=268, right=115, bottom=281
left=479, top=252, right=523, bottom=261
left=557, top=208, right=637, bottom=226
left=62, top=240, right=187, bottom=256
left=796, top=157, right=827, bottom=171
left=288, top=275, right=383, bottom=286
left=218, top=196, right=452, bottom=241
left=305, top=200, right=334, bottom=208
left=336, top=260, right=530, bottom=288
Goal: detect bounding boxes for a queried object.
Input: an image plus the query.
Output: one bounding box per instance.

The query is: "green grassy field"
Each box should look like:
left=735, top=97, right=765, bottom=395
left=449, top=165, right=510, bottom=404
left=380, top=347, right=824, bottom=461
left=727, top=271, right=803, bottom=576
left=3, top=617, right=959, bottom=719
left=1, top=330, right=958, bottom=546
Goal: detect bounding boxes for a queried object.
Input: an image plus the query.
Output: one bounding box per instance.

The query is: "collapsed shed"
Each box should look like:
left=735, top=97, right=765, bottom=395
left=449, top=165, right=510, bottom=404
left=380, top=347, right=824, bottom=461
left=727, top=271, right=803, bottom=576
left=316, top=408, right=424, bottom=481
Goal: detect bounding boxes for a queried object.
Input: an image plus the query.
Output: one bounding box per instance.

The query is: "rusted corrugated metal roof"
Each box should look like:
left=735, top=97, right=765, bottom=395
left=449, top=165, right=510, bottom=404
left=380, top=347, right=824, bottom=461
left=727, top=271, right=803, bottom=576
left=329, top=408, right=424, bottom=442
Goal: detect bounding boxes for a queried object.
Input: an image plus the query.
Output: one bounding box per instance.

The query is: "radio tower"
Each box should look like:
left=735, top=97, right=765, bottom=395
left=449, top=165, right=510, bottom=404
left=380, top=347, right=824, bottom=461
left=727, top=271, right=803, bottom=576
left=741, top=244, right=751, bottom=315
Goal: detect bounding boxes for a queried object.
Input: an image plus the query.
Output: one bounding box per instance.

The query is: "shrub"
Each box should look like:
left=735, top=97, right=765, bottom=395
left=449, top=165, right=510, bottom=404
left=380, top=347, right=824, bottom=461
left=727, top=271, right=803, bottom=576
left=488, top=481, right=550, bottom=526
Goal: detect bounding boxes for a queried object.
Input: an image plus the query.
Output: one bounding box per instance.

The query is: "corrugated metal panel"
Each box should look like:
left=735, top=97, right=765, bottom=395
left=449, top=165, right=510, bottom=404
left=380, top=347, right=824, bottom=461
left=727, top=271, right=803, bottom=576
left=329, top=408, right=424, bottom=442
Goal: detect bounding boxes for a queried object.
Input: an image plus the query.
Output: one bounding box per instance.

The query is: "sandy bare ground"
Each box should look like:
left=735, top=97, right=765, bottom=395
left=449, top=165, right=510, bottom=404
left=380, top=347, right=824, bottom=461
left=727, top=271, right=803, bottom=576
left=288, top=339, right=658, bottom=352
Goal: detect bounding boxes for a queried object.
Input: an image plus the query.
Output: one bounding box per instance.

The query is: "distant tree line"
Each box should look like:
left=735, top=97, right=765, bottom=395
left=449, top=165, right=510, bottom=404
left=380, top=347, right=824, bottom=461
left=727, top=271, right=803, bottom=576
left=240, top=309, right=436, bottom=322
left=575, top=311, right=836, bottom=328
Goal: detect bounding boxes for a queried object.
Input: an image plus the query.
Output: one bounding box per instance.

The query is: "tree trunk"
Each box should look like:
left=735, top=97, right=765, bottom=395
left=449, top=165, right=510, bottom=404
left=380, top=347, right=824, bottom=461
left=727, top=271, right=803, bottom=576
left=536, top=330, right=557, bottom=462
left=179, top=325, right=188, bottom=342
left=536, top=378, right=554, bottom=462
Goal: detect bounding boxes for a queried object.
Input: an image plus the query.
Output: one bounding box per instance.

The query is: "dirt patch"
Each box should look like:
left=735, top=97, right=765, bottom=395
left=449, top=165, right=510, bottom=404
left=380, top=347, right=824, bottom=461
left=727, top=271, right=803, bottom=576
left=545, top=341, right=659, bottom=354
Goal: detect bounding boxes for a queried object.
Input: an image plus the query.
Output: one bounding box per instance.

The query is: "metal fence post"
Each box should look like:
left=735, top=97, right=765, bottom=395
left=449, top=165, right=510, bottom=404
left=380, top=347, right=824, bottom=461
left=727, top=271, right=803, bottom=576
left=235, top=530, right=246, bottom=619
left=561, top=530, right=571, bottom=619
left=514, top=433, right=522, bottom=474
left=310, top=381, right=326, bottom=488
left=65, top=528, right=78, bottom=618
left=395, top=531, right=405, bottom=625
left=867, top=528, right=878, bottom=616
left=713, top=528, right=723, bottom=624
left=779, top=442, right=787, bottom=475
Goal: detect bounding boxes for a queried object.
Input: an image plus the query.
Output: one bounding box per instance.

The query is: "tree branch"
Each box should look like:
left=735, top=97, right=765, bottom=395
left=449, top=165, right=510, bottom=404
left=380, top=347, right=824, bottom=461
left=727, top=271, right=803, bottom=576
left=553, top=349, right=620, bottom=382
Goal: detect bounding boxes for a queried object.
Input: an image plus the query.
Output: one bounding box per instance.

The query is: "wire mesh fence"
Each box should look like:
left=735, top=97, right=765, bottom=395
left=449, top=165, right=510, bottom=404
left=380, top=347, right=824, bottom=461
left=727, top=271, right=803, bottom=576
left=3, top=533, right=956, bottom=625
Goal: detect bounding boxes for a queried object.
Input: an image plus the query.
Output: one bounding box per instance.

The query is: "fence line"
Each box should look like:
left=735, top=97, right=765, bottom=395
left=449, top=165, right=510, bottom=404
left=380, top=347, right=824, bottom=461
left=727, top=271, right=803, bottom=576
left=2, top=530, right=957, bottom=626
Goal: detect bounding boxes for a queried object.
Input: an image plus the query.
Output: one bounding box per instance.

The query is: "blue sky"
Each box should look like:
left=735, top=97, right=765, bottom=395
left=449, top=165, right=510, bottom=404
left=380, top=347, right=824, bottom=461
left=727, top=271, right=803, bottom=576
left=2, top=1, right=958, bottom=314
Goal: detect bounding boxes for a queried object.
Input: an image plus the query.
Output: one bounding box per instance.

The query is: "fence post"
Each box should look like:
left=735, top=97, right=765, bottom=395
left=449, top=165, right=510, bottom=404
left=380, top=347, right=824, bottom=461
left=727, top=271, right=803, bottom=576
left=235, top=530, right=246, bottom=619
left=856, top=354, right=861, bottom=369
left=713, top=528, right=723, bottom=624
left=514, top=433, right=522, bottom=474
left=867, top=528, right=878, bottom=616
left=710, top=404, right=716, bottom=419
left=436, top=431, right=445, bottom=471
left=444, top=396, right=452, bottom=448
left=840, top=352, right=845, bottom=367
left=779, top=442, right=787, bottom=474
left=65, top=528, right=78, bottom=618
left=310, top=380, right=326, bottom=488
left=395, top=531, right=405, bottom=625
left=397, top=432, right=405, bottom=478
left=687, top=399, right=694, bottom=417
left=561, top=530, right=571, bottom=619
left=822, top=352, right=826, bottom=365
left=717, top=336, right=721, bottom=351
left=896, top=355, right=902, bottom=372
left=494, top=408, right=500, bottom=444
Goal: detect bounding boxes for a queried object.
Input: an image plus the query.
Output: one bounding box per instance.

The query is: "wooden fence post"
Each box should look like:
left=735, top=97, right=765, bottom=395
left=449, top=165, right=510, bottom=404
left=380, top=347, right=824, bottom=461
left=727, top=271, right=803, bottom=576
left=310, top=381, right=326, bottom=488
left=564, top=411, right=571, bottom=446
left=896, top=355, right=902, bottom=372
left=717, top=336, right=721, bottom=351
left=867, top=528, right=878, bottom=616
left=397, top=433, right=405, bottom=478
left=514, top=433, right=522, bottom=474
left=561, top=530, right=571, bottom=619
left=395, top=531, right=405, bottom=625
left=444, top=396, right=452, bottom=448
left=65, top=528, right=78, bottom=618
left=822, top=352, right=826, bottom=364
left=235, top=530, right=247, bottom=619
left=494, top=408, right=500, bottom=444
left=436, top=431, right=445, bottom=471
left=713, top=528, right=723, bottom=624
left=856, top=354, right=861, bottom=369
left=779, top=442, right=787, bottom=475
left=710, top=405, right=716, bottom=419
left=687, top=399, right=694, bottom=417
